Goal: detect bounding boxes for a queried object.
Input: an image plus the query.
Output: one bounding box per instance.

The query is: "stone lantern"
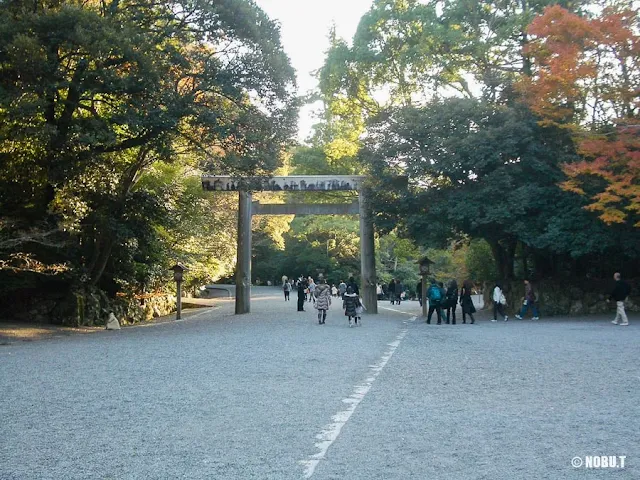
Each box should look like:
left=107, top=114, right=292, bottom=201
left=417, top=257, right=434, bottom=317
left=170, top=263, right=188, bottom=320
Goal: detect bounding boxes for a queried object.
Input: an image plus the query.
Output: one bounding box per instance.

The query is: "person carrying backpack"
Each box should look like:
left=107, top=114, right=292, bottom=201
left=426, top=279, right=443, bottom=324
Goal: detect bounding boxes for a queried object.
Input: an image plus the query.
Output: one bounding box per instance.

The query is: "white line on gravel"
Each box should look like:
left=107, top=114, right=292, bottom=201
left=299, top=316, right=417, bottom=478
left=380, top=306, right=419, bottom=316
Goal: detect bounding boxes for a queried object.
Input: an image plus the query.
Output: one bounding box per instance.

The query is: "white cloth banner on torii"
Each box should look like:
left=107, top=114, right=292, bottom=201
left=202, top=175, right=366, bottom=192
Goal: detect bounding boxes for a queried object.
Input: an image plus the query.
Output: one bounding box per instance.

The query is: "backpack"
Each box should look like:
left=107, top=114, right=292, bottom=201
left=428, top=285, right=442, bottom=302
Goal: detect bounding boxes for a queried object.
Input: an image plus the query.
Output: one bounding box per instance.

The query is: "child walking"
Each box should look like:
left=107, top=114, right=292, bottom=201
left=343, top=286, right=360, bottom=327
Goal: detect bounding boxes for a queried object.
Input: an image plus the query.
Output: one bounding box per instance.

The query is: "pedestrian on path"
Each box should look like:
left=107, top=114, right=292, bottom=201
left=308, top=277, right=316, bottom=303
left=460, top=280, right=476, bottom=324
left=331, top=284, right=338, bottom=297
left=314, top=278, right=332, bottom=325
left=438, top=282, right=446, bottom=320
left=426, top=279, right=443, bottom=324
left=338, top=280, right=347, bottom=299
left=283, top=279, right=291, bottom=301
left=515, top=279, right=539, bottom=320
left=395, top=279, right=403, bottom=305
left=610, top=272, right=631, bottom=326
left=348, top=276, right=360, bottom=296
left=388, top=279, right=396, bottom=304
left=297, top=275, right=307, bottom=312
left=445, top=279, right=458, bottom=325
left=343, top=286, right=359, bottom=327
left=355, top=296, right=365, bottom=326
left=492, top=282, right=508, bottom=322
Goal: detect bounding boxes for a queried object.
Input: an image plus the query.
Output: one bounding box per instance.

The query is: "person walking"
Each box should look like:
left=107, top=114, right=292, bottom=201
left=283, top=278, right=291, bottom=301
left=426, top=279, right=443, bottom=324
left=438, top=282, right=446, bottom=321
left=308, top=277, right=316, bottom=304
left=460, top=280, right=476, bottom=324
left=296, top=275, right=307, bottom=312
left=444, top=279, right=458, bottom=324
left=388, top=279, right=396, bottom=304
left=343, top=286, right=360, bottom=327
left=338, top=280, right=347, bottom=299
left=515, top=279, right=539, bottom=320
left=491, top=282, right=508, bottom=322
left=331, top=284, right=338, bottom=297
left=348, top=276, right=360, bottom=296
left=314, top=278, right=332, bottom=325
left=395, top=280, right=404, bottom=305
left=610, top=272, right=631, bottom=326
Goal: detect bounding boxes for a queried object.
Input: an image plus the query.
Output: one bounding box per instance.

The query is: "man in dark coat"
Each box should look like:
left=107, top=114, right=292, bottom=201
left=610, top=272, right=631, bottom=326
left=348, top=276, right=360, bottom=296
left=388, top=279, right=396, bottom=304
left=296, top=275, right=307, bottom=312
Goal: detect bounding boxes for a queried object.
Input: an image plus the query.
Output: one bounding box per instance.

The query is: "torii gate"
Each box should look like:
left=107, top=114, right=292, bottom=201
left=202, top=175, right=377, bottom=315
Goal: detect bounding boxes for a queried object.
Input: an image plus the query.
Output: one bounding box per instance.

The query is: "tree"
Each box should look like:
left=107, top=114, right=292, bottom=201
left=521, top=4, right=640, bottom=226
left=0, top=0, right=297, bottom=321
left=362, top=97, right=640, bottom=279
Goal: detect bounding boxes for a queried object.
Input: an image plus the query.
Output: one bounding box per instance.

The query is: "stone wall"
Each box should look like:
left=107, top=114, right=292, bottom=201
left=482, top=278, right=639, bottom=317
left=0, top=288, right=176, bottom=326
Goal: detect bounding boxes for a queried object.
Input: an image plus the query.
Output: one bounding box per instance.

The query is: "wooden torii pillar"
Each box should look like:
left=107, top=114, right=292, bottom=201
left=202, top=175, right=378, bottom=315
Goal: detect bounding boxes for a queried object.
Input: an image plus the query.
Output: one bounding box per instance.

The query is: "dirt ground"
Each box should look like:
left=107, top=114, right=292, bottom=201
left=0, top=304, right=219, bottom=345
left=0, top=322, right=102, bottom=344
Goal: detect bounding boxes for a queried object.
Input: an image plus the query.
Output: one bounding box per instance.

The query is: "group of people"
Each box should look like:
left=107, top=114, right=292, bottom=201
left=417, top=278, right=543, bottom=325
left=416, top=279, right=477, bottom=325
left=282, top=271, right=633, bottom=327
left=282, top=275, right=364, bottom=327
left=387, top=279, right=405, bottom=305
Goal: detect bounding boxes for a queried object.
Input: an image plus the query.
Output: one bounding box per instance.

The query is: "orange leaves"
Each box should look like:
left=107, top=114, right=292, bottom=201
left=562, top=126, right=640, bottom=225
left=522, top=5, right=640, bottom=227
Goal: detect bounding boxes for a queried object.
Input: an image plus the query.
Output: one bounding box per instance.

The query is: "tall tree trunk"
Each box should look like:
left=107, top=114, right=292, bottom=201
left=87, top=147, right=151, bottom=286
left=488, top=238, right=516, bottom=281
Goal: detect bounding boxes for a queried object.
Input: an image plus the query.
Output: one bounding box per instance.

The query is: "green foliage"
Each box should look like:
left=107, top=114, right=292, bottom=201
left=464, top=239, right=498, bottom=282
left=364, top=97, right=640, bottom=278
left=0, top=0, right=297, bottom=320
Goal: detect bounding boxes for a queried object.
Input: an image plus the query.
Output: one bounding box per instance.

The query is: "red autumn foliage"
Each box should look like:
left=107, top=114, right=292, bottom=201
left=520, top=5, right=639, bottom=226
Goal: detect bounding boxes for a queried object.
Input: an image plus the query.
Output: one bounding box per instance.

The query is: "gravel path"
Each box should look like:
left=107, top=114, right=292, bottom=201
left=1, top=290, right=637, bottom=479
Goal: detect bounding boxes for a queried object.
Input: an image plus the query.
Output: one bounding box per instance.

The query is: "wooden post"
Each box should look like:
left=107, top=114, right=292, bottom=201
left=176, top=279, right=182, bottom=320
left=235, top=191, right=252, bottom=314
left=359, top=187, right=378, bottom=314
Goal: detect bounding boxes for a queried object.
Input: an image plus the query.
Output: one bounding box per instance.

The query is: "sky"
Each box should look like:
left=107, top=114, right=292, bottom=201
left=254, top=0, right=373, bottom=142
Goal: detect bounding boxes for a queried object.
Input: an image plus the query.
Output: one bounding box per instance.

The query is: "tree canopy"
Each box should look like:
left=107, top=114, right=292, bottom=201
left=0, top=0, right=297, bottom=321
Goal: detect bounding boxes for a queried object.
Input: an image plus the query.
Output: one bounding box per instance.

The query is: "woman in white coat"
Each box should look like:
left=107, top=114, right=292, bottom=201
left=492, top=282, right=508, bottom=322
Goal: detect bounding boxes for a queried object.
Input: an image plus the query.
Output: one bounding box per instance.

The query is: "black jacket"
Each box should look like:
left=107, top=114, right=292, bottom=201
left=611, top=280, right=631, bottom=302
